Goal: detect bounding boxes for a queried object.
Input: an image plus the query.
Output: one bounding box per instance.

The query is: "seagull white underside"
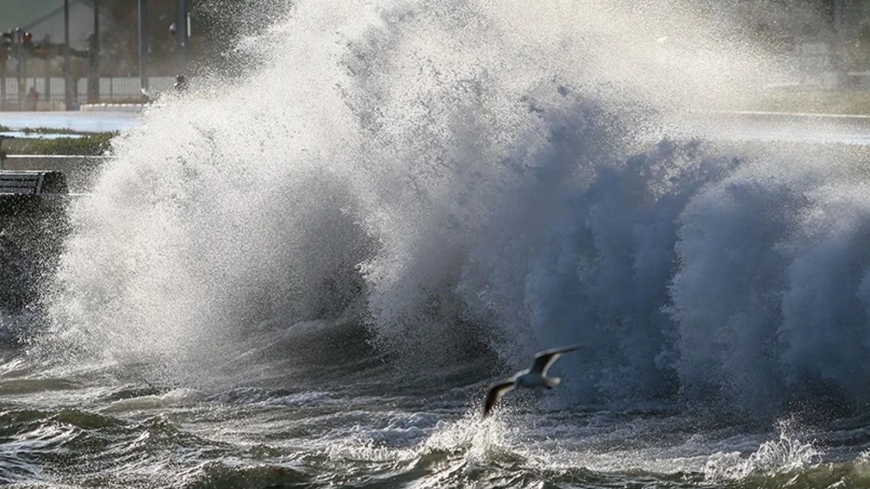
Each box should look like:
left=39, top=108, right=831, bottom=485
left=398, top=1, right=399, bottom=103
left=482, top=343, right=582, bottom=417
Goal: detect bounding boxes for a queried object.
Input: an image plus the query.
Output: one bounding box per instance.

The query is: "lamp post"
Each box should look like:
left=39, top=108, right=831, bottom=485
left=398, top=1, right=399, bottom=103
left=175, top=0, right=190, bottom=75
left=87, top=0, right=100, bottom=103
left=63, top=0, right=72, bottom=110
left=138, top=0, right=148, bottom=95
left=0, top=53, right=5, bottom=111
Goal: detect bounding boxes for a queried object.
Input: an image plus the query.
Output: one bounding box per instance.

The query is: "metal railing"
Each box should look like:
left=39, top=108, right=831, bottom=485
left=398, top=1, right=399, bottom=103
left=1, top=76, right=176, bottom=109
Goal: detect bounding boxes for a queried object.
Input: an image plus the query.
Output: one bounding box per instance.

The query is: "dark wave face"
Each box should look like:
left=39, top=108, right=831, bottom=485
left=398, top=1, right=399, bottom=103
left=5, top=0, right=870, bottom=487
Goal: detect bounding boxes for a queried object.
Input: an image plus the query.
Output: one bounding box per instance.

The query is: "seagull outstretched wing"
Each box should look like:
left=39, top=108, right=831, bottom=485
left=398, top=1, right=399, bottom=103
left=483, top=380, right=516, bottom=418
left=530, top=344, right=582, bottom=376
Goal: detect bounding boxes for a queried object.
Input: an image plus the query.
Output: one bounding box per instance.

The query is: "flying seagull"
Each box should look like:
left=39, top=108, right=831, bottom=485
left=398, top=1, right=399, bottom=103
left=483, top=344, right=582, bottom=418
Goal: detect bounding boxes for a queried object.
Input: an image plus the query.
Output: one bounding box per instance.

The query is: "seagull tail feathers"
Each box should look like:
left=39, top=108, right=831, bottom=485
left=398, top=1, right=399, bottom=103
left=545, top=377, right=561, bottom=389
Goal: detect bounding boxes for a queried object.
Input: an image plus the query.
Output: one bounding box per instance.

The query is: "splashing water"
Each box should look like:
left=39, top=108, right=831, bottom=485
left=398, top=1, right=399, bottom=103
left=8, top=1, right=870, bottom=487
left=31, top=0, right=870, bottom=421
left=703, top=419, right=823, bottom=482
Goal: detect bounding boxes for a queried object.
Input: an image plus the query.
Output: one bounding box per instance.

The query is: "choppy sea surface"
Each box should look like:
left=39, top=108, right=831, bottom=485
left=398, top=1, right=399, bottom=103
left=3, top=312, right=870, bottom=488
left=5, top=1, right=870, bottom=487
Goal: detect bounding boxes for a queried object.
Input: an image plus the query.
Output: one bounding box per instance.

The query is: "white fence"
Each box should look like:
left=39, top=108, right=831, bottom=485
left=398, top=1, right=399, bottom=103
left=1, top=77, right=176, bottom=108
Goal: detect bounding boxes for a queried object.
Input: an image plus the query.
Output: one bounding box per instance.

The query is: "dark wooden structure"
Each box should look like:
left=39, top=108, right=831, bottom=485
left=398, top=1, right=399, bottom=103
left=0, top=170, right=69, bottom=315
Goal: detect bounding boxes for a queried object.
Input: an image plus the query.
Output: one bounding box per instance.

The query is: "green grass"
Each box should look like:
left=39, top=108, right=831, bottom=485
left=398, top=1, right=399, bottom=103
left=1, top=131, right=116, bottom=156
left=722, top=90, right=870, bottom=115
left=0, top=125, right=83, bottom=135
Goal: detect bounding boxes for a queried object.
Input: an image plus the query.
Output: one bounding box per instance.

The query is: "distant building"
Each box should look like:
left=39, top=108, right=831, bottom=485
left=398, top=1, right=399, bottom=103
left=0, top=0, right=110, bottom=50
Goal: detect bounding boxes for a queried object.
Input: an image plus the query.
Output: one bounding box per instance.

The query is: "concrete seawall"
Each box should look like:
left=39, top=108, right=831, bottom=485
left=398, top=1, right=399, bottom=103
left=673, top=111, right=870, bottom=146
left=709, top=110, right=870, bottom=131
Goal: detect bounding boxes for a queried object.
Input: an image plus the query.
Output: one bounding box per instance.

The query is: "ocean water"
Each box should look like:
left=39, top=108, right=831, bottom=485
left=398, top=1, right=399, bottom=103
left=4, top=0, right=870, bottom=487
